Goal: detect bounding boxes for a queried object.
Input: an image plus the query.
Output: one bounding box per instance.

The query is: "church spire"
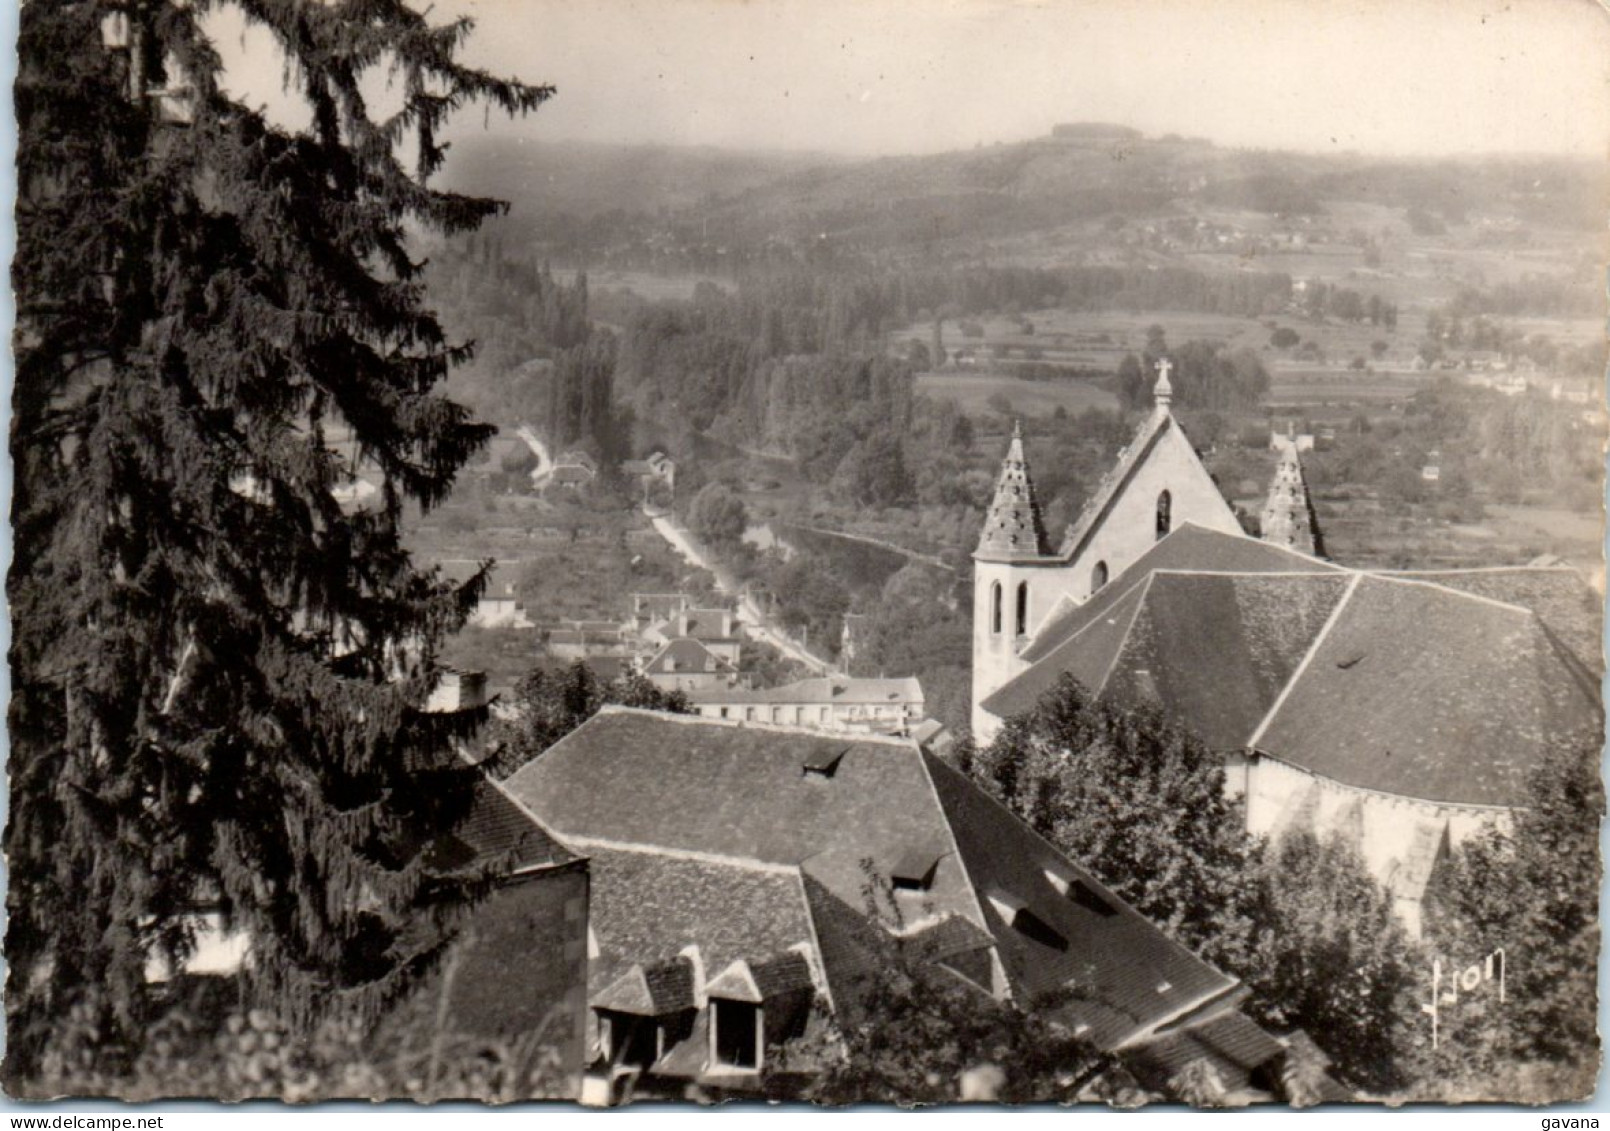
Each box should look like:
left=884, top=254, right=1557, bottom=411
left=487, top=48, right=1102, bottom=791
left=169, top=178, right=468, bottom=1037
left=976, top=421, right=1052, bottom=560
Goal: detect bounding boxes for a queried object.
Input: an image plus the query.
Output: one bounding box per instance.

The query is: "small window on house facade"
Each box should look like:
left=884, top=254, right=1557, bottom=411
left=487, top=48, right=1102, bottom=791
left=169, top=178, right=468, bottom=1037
left=1015, top=581, right=1029, bottom=637
left=1155, top=490, right=1172, bottom=540
left=719, top=707, right=730, bottom=719
left=1091, top=561, right=1108, bottom=595
left=745, top=706, right=756, bottom=722
left=712, top=999, right=761, bottom=1069
left=990, top=581, right=1003, bottom=635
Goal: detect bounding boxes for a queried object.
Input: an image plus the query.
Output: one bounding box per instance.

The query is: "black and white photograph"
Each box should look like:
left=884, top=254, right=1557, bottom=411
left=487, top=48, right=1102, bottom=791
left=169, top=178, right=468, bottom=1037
left=7, top=0, right=1608, bottom=1110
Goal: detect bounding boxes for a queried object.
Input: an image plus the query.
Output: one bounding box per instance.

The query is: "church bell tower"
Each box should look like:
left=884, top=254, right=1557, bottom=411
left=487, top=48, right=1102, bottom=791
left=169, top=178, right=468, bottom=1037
left=971, top=422, right=1055, bottom=737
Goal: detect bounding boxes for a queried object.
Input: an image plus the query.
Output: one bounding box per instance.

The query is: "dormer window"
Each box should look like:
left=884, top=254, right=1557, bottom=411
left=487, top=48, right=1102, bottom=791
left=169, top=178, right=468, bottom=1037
left=711, top=999, right=761, bottom=1070
left=891, top=848, right=943, bottom=891
left=1042, top=867, right=1117, bottom=917
left=986, top=890, right=1068, bottom=951
left=802, top=747, right=848, bottom=778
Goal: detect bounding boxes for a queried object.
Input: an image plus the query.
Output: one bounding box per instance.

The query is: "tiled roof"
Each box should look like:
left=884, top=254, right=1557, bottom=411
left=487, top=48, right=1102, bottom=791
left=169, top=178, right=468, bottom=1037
left=645, top=638, right=734, bottom=675
left=504, top=708, right=1250, bottom=1052
left=986, top=529, right=1603, bottom=809
left=580, top=845, right=815, bottom=995
left=1018, top=525, right=1342, bottom=665
left=922, top=752, right=1236, bottom=1049
left=1252, top=576, right=1601, bottom=806
left=1099, top=573, right=1352, bottom=749
left=424, top=780, right=581, bottom=876
left=977, top=423, right=1052, bottom=560
left=1383, top=566, right=1602, bottom=671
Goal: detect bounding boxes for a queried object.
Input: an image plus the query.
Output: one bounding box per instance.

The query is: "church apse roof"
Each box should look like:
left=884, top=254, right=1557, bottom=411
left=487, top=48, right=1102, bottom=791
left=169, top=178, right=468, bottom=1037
left=984, top=532, right=1603, bottom=809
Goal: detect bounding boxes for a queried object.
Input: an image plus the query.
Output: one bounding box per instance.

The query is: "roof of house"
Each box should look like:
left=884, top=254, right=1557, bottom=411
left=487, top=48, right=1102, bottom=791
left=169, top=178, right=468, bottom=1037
left=679, top=608, right=739, bottom=641
left=687, top=677, right=923, bottom=708
left=644, top=638, right=736, bottom=675
left=502, top=708, right=1249, bottom=1053
left=984, top=527, right=1604, bottom=809
left=424, top=778, right=581, bottom=876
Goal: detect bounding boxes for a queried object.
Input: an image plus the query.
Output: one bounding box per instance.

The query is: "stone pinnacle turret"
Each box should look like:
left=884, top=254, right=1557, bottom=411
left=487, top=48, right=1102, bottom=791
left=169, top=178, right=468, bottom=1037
left=976, top=421, right=1052, bottom=560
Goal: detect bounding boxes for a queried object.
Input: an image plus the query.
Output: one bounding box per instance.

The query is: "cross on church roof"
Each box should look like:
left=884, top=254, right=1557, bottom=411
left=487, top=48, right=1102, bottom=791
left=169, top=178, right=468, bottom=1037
left=1154, top=357, right=1174, bottom=408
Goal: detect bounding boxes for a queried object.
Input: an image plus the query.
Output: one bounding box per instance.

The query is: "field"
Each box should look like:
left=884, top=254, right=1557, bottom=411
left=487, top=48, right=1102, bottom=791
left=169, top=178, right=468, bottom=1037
left=916, top=370, right=1119, bottom=416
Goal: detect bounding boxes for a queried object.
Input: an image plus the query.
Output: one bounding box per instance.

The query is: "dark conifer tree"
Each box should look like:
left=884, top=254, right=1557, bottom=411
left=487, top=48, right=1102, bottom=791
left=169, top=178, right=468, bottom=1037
left=9, top=0, right=550, bottom=1079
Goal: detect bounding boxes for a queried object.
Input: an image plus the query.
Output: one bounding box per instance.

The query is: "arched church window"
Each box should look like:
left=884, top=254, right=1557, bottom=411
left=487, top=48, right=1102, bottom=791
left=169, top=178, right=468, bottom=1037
left=1155, top=490, right=1172, bottom=541
left=990, top=582, right=1003, bottom=635
left=1091, top=561, right=1108, bottom=595
left=1015, top=581, right=1029, bottom=637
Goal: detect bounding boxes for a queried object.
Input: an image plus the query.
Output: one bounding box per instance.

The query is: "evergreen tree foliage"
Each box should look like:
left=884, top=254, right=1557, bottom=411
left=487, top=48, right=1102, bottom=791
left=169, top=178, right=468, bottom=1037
left=10, top=0, right=550, bottom=1080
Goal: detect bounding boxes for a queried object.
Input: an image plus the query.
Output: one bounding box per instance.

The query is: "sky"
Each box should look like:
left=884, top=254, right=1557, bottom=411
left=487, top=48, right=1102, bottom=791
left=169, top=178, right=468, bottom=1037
left=218, top=0, right=1610, bottom=159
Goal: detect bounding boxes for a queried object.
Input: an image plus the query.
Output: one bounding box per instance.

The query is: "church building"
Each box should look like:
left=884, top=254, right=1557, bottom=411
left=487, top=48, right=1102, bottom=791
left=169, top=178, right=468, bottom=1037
left=972, top=362, right=1244, bottom=736
left=970, top=364, right=1603, bottom=934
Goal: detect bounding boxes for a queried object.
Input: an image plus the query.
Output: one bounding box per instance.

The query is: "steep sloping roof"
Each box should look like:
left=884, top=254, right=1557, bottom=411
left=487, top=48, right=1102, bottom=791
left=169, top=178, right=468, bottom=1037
left=977, top=423, right=1053, bottom=560
left=644, top=638, right=734, bottom=675
left=922, top=752, right=1236, bottom=1049
left=986, top=529, right=1602, bottom=811
left=424, top=779, right=581, bottom=876
left=1252, top=576, right=1601, bottom=806
left=581, top=846, right=814, bottom=984
left=1385, top=567, right=1602, bottom=671
left=1019, top=525, right=1343, bottom=665
left=1099, top=573, right=1352, bottom=750
left=505, top=708, right=1248, bottom=1052
left=984, top=568, right=1349, bottom=736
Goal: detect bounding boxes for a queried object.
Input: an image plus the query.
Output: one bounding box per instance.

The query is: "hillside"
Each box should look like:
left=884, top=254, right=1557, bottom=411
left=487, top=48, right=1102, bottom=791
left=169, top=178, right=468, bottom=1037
left=444, top=128, right=1607, bottom=271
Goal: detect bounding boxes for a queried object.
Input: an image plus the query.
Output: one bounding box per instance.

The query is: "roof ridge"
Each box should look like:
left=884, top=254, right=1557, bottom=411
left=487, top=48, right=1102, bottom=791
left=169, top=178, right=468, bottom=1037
left=590, top=704, right=923, bottom=748
left=918, top=750, right=1238, bottom=1043
left=555, top=831, right=798, bottom=875
left=1094, top=572, right=1157, bottom=697
left=912, top=749, right=996, bottom=953
left=792, top=869, right=840, bottom=1018
left=1384, top=565, right=1583, bottom=577
left=1247, top=572, right=1364, bottom=751
left=1363, top=571, right=1538, bottom=616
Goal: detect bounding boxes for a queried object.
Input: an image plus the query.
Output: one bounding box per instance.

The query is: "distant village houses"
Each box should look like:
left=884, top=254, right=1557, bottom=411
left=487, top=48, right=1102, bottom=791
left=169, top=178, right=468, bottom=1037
left=687, top=676, right=924, bottom=736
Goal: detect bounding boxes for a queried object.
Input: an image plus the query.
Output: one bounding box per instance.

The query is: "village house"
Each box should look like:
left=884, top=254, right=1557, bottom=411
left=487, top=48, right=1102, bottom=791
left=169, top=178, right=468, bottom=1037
left=641, top=606, right=744, bottom=667
left=969, top=365, right=1603, bottom=934
left=434, top=560, right=534, bottom=629
left=641, top=637, right=745, bottom=694
left=497, top=707, right=1348, bottom=1105
left=686, top=676, right=925, bottom=736
left=545, top=619, right=636, bottom=663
